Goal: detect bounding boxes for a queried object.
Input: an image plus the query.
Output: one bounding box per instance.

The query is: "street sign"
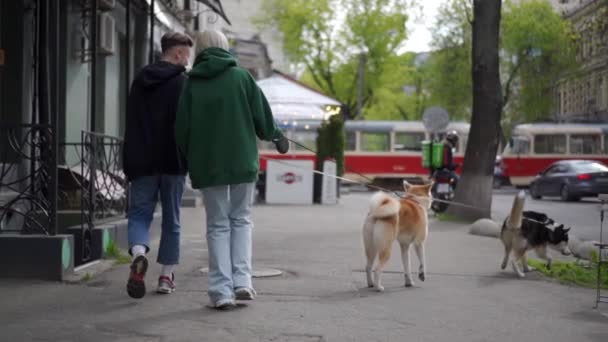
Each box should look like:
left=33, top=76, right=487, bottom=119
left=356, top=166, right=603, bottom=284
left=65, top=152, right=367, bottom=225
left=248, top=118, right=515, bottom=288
left=422, top=106, right=449, bottom=133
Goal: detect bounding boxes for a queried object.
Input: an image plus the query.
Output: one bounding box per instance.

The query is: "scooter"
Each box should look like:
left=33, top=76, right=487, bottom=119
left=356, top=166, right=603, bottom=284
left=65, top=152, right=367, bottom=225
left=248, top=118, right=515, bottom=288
left=431, top=168, right=458, bottom=213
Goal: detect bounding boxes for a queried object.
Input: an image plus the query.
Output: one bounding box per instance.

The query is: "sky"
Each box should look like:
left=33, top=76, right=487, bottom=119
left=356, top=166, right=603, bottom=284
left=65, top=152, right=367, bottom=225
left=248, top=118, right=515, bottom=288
left=402, top=0, right=446, bottom=53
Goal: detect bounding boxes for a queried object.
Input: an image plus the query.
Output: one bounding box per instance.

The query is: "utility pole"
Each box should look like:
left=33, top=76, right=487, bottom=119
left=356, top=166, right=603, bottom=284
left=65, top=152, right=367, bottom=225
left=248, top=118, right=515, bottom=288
left=356, top=52, right=366, bottom=120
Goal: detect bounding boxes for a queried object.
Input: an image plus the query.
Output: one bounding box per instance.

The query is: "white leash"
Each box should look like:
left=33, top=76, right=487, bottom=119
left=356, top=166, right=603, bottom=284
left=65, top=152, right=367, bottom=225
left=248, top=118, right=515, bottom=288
left=258, top=154, right=489, bottom=213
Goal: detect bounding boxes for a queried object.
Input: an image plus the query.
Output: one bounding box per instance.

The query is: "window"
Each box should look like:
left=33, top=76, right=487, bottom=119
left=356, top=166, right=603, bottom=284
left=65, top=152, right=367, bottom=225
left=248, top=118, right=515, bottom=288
left=545, top=164, right=569, bottom=175
left=345, top=131, right=357, bottom=151
left=458, top=135, right=468, bottom=153
left=534, top=134, right=566, bottom=154
left=360, top=132, right=390, bottom=152
left=569, top=134, right=601, bottom=154
left=571, top=161, right=608, bottom=173
left=510, top=136, right=530, bottom=155
left=292, top=131, right=317, bottom=151
left=394, top=132, right=425, bottom=151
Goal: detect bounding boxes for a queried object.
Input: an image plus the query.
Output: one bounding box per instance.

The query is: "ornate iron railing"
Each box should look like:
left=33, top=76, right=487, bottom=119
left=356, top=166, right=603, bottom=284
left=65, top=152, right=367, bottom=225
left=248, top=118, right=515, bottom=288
left=0, top=124, right=57, bottom=235
left=79, top=131, right=127, bottom=262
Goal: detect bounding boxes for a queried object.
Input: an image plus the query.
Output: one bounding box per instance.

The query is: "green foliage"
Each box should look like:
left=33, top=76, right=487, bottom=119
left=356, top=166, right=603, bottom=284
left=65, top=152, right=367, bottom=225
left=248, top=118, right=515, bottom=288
left=501, top=0, right=577, bottom=123
left=427, top=0, right=577, bottom=124
left=316, top=114, right=345, bottom=176
left=528, top=258, right=608, bottom=289
left=80, top=273, right=93, bottom=282
left=257, top=0, right=419, bottom=118
left=426, top=0, right=472, bottom=120
left=105, top=240, right=131, bottom=265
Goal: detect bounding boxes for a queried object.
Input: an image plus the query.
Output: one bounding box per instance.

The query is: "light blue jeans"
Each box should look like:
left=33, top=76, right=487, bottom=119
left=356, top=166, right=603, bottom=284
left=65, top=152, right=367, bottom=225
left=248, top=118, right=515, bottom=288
left=127, top=175, right=185, bottom=265
left=201, top=182, right=255, bottom=303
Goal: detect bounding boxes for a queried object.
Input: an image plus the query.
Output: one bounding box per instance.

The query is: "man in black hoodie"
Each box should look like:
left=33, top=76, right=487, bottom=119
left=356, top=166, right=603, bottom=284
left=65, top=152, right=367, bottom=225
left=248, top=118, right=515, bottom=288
left=123, top=32, right=192, bottom=299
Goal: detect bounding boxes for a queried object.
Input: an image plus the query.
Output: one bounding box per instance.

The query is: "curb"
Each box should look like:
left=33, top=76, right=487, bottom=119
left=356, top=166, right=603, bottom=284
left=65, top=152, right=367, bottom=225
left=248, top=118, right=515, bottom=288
left=468, top=219, right=606, bottom=261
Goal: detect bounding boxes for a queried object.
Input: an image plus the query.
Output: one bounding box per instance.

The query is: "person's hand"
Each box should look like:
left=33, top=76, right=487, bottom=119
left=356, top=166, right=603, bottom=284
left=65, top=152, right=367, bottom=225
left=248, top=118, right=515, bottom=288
left=272, top=135, right=289, bottom=154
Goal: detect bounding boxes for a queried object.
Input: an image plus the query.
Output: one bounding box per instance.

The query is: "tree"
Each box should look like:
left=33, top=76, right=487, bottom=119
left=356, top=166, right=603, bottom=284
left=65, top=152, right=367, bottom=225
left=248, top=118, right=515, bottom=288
left=446, top=0, right=502, bottom=220
left=427, top=0, right=576, bottom=124
left=256, top=0, right=417, bottom=118
left=426, top=0, right=472, bottom=120
left=501, top=0, right=576, bottom=123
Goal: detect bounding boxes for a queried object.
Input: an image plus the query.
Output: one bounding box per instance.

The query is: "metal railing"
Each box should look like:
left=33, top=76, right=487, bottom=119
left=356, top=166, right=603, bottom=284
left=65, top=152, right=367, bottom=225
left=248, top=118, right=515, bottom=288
left=0, top=124, right=57, bottom=235
left=79, top=131, right=128, bottom=262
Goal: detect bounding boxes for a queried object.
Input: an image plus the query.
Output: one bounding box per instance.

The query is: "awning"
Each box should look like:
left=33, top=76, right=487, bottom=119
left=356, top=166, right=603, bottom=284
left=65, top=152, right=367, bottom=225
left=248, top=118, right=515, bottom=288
left=257, top=71, right=342, bottom=121
left=194, top=0, right=231, bottom=25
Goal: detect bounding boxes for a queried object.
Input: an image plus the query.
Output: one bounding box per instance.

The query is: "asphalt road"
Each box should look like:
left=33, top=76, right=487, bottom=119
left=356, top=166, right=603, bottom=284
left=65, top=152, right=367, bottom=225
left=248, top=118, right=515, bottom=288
left=491, top=190, right=607, bottom=242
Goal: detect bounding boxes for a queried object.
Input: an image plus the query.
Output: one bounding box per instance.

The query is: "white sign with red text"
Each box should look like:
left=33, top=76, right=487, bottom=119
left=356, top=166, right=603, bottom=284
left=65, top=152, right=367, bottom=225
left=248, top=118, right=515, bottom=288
left=266, top=160, right=314, bottom=204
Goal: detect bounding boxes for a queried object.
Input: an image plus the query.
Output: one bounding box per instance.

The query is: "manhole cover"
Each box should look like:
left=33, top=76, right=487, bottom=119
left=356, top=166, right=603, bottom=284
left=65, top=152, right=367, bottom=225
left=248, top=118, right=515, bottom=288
left=199, top=267, right=283, bottom=278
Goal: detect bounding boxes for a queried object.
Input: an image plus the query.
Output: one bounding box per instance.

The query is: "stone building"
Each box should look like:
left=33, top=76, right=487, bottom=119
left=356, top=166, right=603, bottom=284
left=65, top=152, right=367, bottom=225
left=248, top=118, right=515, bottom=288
left=553, top=0, right=608, bottom=121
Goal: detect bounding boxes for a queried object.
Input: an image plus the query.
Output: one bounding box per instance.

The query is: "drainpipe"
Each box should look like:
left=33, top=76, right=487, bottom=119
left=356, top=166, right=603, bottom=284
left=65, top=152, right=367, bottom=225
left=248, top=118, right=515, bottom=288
left=149, top=0, right=155, bottom=63
left=90, top=0, right=98, bottom=132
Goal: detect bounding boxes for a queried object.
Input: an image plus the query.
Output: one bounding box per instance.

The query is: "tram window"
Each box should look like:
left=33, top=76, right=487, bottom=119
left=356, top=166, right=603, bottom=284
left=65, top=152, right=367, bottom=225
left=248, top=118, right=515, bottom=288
left=510, top=136, right=530, bottom=154
left=394, top=132, right=425, bottom=151
left=605, top=134, right=608, bottom=153
left=361, top=132, right=390, bottom=152
left=345, top=131, right=357, bottom=151
left=292, top=131, right=317, bottom=151
left=458, top=135, right=468, bottom=153
left=569, top=134, right=601, bottom=154
left=534, top=134, right=566, bottom=154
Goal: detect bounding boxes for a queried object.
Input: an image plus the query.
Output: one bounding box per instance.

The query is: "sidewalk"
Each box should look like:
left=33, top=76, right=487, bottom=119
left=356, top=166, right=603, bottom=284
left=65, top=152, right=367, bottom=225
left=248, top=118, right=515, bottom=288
left=1, top=193, right=607, bottom=342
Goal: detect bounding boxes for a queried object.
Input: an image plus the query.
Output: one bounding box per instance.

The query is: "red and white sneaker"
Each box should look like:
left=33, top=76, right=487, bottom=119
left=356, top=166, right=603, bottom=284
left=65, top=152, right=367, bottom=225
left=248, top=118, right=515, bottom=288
left=156, top=273, right=176, bottom=294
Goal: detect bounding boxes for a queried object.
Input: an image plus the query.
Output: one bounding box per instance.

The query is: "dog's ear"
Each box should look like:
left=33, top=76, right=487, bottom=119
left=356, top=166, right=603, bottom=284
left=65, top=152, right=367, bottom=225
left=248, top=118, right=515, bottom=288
left=403, top=180, right=411, bottom=192
left=564, top=227, right=571, bottom=233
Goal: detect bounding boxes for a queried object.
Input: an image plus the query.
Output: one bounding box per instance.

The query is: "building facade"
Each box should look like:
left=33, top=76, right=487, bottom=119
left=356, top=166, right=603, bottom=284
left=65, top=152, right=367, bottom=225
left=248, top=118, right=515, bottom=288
left=194, top=0, right=289, bottom=76
left=553, top=0, right=608, bottom=121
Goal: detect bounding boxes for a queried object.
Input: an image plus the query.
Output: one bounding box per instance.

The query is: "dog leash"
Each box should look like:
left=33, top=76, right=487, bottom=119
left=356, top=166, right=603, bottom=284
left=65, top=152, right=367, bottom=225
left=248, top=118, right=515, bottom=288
left=261, top=151, right=561, bottom=225
left=263, top=138, right=491, bottom=213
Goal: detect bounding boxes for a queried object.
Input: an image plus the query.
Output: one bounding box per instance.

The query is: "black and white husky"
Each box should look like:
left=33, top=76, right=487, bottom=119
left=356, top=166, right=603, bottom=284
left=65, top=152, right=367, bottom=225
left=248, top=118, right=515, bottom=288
left=500, top=191, right=571, bottom=278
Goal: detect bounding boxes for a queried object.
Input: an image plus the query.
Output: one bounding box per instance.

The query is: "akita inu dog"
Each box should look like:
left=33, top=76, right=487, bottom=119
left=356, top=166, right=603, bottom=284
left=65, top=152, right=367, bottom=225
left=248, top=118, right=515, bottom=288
left=363, top=181, right=432, bottom=291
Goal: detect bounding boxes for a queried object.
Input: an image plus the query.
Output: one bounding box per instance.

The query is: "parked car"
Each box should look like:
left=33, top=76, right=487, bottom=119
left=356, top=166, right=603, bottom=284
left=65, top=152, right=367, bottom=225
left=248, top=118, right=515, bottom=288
left=529, top=160, right=608, bottom=201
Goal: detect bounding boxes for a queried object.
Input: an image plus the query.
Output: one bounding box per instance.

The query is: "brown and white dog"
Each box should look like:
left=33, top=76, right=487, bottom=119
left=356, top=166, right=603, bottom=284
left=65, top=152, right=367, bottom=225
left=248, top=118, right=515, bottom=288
left=363, top=181, right=433, bottom=291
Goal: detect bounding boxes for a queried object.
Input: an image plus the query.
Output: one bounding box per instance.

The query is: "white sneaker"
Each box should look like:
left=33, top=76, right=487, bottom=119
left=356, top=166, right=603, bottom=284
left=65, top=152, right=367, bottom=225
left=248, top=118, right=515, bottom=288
left=213, top=298, right=236, bottom=310
left=235, top=287, right=256, bottom=300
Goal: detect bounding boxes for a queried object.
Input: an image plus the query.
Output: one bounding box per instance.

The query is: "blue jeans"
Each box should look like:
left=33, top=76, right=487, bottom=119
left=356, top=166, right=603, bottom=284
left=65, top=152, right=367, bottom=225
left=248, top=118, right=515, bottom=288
left=127, top=175, right=185, bottom=265
left=201, top=182, right=255, bottom=303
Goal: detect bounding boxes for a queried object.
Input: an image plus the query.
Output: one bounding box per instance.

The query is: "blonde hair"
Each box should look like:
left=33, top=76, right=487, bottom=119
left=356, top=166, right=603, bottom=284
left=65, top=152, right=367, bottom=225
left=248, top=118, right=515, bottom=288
left=196, top=30, right=230, bottom=52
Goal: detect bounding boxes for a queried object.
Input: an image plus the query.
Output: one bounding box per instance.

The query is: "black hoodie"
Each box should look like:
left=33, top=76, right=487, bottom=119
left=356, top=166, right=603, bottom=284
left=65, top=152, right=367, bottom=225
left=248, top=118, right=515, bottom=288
left=122, top=61, right=188, bottom=180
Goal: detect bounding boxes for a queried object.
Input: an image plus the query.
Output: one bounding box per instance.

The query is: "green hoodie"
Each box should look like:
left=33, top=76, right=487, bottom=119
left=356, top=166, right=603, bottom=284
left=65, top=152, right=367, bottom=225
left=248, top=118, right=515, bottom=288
left=175, top=47, right=283, bottom=189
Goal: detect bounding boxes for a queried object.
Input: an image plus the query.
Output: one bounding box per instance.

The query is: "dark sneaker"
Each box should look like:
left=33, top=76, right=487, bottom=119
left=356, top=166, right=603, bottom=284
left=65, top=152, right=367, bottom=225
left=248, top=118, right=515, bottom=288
left=157, top=274, right=176, bottom=294
left=127, top=255, right=148, bottom=299
left=235, top=287, right=256, bottom=300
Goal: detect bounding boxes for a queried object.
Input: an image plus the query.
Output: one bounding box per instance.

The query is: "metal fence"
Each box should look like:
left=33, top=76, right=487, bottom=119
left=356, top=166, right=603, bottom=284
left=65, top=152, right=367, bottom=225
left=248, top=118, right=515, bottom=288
left=0, top=124, right=57, bottom=235
left=79, top=131, right=127, bottom=262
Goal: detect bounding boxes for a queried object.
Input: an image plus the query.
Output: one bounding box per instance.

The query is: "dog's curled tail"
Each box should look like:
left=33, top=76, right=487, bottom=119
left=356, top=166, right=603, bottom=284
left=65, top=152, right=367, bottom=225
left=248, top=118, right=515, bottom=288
left=369, top=192, right=400, bottom=219
left=506, top=191, right=526, bottom=230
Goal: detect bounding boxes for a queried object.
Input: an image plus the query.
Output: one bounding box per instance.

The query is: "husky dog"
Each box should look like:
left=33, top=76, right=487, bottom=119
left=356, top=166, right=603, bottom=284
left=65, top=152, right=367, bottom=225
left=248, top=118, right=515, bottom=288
left=500, top=191, right=571, bottom=278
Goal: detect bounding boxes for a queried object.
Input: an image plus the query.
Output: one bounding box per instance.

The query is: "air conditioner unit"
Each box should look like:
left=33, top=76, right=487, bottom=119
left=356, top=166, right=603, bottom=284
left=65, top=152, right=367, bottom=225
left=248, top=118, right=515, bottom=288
left=99, top=0, right=116, bottom=11
left=98, top=13, right=116, bottom=55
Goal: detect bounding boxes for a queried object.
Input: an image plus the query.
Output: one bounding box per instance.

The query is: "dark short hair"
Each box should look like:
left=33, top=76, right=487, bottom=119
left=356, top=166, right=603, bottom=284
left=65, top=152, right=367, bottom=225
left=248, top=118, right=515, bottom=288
left=161, top=32, right=193, bottom=53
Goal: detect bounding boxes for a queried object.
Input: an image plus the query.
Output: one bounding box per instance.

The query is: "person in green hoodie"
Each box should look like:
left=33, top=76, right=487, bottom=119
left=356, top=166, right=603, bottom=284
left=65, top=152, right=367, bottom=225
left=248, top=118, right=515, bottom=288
left=175, top=30, right=288, bottom=310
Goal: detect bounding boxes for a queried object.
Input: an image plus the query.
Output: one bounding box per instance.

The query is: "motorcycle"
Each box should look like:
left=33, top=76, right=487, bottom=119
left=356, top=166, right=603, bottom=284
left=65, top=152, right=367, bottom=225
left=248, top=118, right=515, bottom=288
left=431, top=168, right=458, bottom=213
